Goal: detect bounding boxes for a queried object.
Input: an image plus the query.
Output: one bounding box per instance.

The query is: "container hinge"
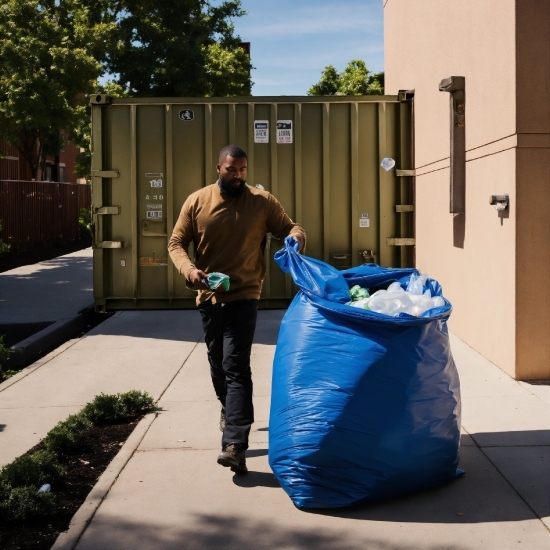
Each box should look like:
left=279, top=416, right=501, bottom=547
left=96, top=241, right=124, bottom=249
left=92, top=170, right=120, bottom=178
left=395, top=205, right=414, bottom=212
left=90, top=94, right=112, bottom=105
left=386, top=238, right=416, bottom=246
left=396, top=169, right=416, bottom=177
left=95, top=206, right=121, bottom=215
left=398, top=89, right=415, bottom=102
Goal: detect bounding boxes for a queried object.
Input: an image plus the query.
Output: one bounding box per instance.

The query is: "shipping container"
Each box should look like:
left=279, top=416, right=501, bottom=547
left=90, top=94, right=414, bottom=311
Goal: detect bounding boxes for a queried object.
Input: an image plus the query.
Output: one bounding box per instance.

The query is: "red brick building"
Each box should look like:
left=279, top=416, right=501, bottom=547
left=0, top=138, right=80, bottom=183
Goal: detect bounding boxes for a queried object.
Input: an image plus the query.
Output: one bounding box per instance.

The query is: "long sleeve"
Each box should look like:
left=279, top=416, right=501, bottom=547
left=168, top=200, right=196, bottom=280
left=265, top=195, right=307, bottom=253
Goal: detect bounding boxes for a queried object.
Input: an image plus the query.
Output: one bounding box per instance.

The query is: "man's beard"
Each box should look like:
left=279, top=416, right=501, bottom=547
left=218, top=176, right=246, bottom=198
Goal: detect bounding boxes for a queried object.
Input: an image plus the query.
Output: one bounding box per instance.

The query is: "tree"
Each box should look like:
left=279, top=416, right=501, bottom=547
left=73, top=81, right=129, bottom=181
left=105, top=0, right=252, bottom=97
left=308, top=60, right=384, bottom=97
left=0, top=1, right=114, bottom=180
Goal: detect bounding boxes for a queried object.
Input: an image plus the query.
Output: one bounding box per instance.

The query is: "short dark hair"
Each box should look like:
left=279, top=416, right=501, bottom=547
left=218, top=144, right=247, bottom=163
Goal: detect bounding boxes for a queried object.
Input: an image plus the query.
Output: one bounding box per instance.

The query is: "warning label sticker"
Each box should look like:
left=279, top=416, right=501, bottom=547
left=276, top=120, right=293, bottom=144
left=359, top=213, right=370, bottom=228
left=140, top=257, right=168, bottom=267
left=254, top=120, right=269, bottom=143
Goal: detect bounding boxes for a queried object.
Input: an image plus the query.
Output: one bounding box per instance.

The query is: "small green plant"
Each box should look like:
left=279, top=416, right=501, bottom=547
left=0, top=220, right=10, bottom=256
left=0, top=335, right=11, bottom=365
left=118, top=390, right=157, bottom=416
left=82, top=391, right=157, bottom=425
left=0, top=485, right=56, bottom=521
left=78, top=208, right=92, bottom=240
left=0, top=450, right=65, bottom=489
left=43, top=413, right=93, bottom=455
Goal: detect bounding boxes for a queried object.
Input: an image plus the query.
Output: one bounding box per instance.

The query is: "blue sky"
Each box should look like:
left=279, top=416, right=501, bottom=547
left=231, top=0, right=384, bottom=96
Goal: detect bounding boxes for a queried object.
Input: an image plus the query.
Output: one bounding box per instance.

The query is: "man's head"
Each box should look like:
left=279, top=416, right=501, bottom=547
left=217, top=145, right=248, bottom=197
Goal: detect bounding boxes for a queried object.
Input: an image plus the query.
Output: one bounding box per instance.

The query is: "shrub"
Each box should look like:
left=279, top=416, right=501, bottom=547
left=0, top=220, right=10, bottom=256
left=0, top=486, right=56, bottom=521
left=43, top=413, right=93, bottom=454
left=0, top=450, right=65, bottom=489
left=118, top=390, right=156, bottom=416
left=78, top=208, right=92, bottom=240
left=0, top=335, right=12, bottom=381
left=0, top=390, right=155, bottom=524
left=82, top=391, right=156, bottom=425
left=82, top=393, right=120, bottom=425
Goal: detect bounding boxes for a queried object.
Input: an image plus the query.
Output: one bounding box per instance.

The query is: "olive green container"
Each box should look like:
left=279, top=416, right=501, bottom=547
left=90, top=94, right=415, bottom=311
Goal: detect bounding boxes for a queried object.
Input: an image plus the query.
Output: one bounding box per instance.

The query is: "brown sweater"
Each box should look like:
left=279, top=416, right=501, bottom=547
left=168, top=183, right=306, bottom=305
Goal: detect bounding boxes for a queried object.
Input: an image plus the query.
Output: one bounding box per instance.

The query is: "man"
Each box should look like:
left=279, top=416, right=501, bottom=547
left=168, top=144, right=306, bottom=474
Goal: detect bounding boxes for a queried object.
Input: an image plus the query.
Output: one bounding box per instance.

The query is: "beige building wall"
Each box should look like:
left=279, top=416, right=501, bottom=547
left=384, top=0, right=550, bottom=380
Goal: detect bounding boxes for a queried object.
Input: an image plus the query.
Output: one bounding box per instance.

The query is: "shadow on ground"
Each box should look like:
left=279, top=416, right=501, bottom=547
left=242, top=432, right=548, bottom=524
left=86, top=309, right=286, bottom=345
left=79, top=514, right=467, bottom=550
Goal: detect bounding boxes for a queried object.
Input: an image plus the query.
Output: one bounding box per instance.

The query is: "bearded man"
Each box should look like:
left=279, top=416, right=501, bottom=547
left=168, top=144, right=306, bottom=474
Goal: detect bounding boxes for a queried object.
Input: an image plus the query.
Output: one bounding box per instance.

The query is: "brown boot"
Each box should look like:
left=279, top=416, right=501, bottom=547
left=217, top=444, right=247, bottom=474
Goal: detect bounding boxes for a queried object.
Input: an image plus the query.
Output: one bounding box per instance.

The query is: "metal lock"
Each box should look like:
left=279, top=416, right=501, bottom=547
left=360, top=250, right=376, bottom=264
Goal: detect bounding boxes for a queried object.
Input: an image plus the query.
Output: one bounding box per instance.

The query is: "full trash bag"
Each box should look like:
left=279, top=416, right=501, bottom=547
left=268, top=237, right=463, bottom=509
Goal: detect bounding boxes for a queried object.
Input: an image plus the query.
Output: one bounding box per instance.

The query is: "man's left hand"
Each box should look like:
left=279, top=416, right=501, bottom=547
left=293, top=234, right=305, bottom=252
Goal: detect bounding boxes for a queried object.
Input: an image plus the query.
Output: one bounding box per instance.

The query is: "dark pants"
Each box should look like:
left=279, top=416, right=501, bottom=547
left=199, top=299, right=258, bottom=450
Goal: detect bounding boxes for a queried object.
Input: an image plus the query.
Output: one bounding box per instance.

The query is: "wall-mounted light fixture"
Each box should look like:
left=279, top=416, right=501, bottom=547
left=489, top=194, right=509, bottom=211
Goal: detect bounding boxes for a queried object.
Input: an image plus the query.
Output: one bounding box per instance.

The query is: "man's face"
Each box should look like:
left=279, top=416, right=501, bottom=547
left=217, top=155, right=248, bottom=188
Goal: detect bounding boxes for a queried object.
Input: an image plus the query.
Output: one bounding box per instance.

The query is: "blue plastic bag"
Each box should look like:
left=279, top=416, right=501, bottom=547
left=268, top=237, right=463, bottom=509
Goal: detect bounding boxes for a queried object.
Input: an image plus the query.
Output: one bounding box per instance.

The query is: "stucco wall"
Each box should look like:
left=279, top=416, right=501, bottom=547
left=384, top=0, right=550, bottom=379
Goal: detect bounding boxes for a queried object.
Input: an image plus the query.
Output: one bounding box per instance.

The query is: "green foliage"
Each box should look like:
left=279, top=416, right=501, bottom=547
left=0, top=335, right=11, bottom=364
left=118, top=390, right=158, bottom=416
left=78, top=207, right=92, bottom=240
left=0, top=389, right=155, bottom=523
left=203, top=43, right=253, bottom=97
left=43, top=413, right=93, bottom=455
left=73, top=81, right=129, bottom=180
left=308, top=60, right=384, bottom=97
left=0, top=450, right=65, bottom=489
left=0, top=0, right=115, bottom=180
left=106, top=0, right=251, bottom=97
left=0, top=486, right=56, bottom=521
left=82, top=390, right=156, bottom=425
left=0, top=220, right=10, bottom=256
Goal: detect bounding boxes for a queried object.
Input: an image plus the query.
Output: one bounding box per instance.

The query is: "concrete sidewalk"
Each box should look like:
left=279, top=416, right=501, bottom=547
left=1, top=307, right=548, bottom=549
left=0, top=248, right=93, bottom=326
left=0, top=248, right=94, bottom=367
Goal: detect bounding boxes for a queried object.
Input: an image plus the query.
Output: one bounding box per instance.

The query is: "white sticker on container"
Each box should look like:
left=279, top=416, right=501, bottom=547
left=276, top=120, right=293, bottom=144
left=360, top=213, right=370, bottom=228
left=254, top=120, right=269, bottom=143
left=147, top=211, right=163, bottom=219
left=150, top=179, right=163, bottom=188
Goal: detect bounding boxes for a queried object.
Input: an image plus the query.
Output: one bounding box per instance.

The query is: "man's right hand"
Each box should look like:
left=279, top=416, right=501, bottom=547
left=188, top=269, right=210, bottom=290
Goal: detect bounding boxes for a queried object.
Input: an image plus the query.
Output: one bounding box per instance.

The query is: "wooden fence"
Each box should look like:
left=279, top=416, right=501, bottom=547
left=0, top=180, right=91, bottom=251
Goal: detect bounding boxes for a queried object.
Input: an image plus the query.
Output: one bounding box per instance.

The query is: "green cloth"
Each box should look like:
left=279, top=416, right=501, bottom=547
left=207, top=272, right=230, bottom=291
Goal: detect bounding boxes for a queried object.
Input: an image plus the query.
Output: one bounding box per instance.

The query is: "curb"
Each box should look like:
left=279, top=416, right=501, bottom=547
left=51, top=412, right=158, bottom=550
left=5, top=305, right=96, bottom=370
left=0, top=337, right=81, bottom=393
